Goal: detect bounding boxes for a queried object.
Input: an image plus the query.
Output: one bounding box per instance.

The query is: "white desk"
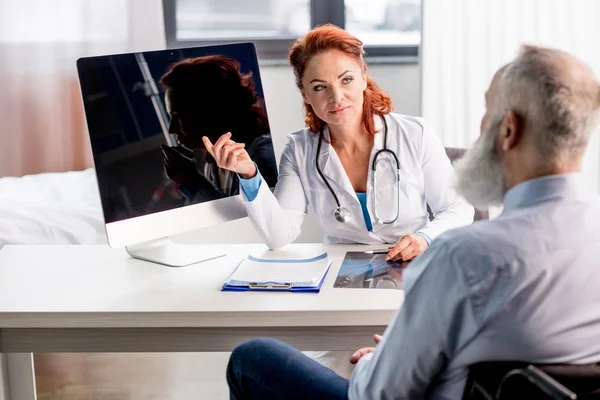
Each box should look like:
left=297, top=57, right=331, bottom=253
left=0, top=243, right=404, bottom=400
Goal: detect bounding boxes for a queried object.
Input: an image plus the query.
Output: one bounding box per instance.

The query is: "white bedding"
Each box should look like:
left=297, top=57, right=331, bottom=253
left=0, top=168, right=107, bottom=246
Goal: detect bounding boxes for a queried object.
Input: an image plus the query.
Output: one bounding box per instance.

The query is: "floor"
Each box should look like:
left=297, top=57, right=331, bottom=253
left=34, top=353, right=231, bottom=400
left=33, top=351, right=354, bottom=399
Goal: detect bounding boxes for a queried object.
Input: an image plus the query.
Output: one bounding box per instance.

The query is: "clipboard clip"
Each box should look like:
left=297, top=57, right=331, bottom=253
left=248, top=282, right=292, bottom=289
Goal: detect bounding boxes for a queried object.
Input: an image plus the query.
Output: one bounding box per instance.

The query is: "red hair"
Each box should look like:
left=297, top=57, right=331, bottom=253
left=288, top=24, right=393, bottom=134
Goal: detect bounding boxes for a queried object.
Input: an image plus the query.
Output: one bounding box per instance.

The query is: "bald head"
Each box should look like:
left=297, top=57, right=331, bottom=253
left=496, top=45, right=600, bottom=164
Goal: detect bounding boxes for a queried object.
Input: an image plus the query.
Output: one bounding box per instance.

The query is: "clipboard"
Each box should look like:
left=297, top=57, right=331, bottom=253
left=222, top=253, right=332, bottom=293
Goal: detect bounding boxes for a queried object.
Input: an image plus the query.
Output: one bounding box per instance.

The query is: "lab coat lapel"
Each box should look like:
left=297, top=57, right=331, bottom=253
left=370, top=115, right=389, bottom=186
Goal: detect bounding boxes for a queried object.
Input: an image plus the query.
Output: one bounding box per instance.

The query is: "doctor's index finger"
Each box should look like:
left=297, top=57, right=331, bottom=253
left=202, top=136, right=215, bottom=157
left=387, top=236, right=411, bottom=259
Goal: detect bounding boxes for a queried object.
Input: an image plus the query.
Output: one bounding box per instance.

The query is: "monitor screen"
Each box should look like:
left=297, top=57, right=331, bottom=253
left=77, top=43, right=278, bottom=225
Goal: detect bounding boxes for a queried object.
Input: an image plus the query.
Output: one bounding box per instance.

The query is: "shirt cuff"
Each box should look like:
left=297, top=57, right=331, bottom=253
left=238, top=166, right=262, bottom=202
left=416, top=231, right=432, bottom=245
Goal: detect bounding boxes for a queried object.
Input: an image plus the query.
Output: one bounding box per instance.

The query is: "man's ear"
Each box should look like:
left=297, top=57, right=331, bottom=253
left=499, top=110, right=524, bottom=152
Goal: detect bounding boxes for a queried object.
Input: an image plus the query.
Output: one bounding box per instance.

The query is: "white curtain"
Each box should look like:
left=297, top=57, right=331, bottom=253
left=421, top=0, right=600, bottom=194
left=0, top=0, right=165, bottom=177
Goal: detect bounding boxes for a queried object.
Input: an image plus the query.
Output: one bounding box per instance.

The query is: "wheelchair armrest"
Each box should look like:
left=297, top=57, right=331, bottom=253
left=496, top=365, right=577, bottom=400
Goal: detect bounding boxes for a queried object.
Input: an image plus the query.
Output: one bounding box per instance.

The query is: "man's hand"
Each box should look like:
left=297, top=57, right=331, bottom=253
left=386, top=233, right=429, bottom=261
left=350, top=334, right=383, bottom=364
left=202, top=132, right=257, bottom=178
left=161, top=144, right=199, bottom=186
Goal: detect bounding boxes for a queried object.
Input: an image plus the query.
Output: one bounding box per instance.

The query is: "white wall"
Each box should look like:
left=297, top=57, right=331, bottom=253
left=421, top=0, right=600, bottom=194
left=175, top=62, right=421, bottom=244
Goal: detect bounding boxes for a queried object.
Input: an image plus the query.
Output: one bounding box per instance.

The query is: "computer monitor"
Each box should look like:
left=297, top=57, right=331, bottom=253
left=77, top=43, right=278, bottom=267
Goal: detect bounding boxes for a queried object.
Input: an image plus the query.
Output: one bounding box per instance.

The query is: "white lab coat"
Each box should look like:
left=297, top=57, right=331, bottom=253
left=242, top=113, right=474, bottom=250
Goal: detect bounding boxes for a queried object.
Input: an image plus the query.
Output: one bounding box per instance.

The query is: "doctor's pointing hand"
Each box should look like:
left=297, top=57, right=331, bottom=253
left=203, top=132, right=255, bottom=178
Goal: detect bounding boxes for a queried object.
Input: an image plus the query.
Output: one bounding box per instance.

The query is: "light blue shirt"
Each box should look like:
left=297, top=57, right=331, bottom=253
left=239, top=168, right=262, bottom=202
left=349, top=173, right=600, bottom=400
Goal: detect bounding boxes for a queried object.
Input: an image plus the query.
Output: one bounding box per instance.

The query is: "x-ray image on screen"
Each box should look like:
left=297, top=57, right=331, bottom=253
left=334, top=252, right=409, bottom=290
left=77, top=43, right=277, bottom=224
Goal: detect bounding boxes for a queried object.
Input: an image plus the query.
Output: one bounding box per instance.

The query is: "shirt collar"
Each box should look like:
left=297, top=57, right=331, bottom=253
left=502, top=172, right=591, bottom=212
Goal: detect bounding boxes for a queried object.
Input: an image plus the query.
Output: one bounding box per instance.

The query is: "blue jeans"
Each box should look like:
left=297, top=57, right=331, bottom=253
left=227, top=338, right=350, bottom=400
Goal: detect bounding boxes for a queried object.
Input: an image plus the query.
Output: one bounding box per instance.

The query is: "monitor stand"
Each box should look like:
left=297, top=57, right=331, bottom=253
left=125, top=238, right=226, bottom=267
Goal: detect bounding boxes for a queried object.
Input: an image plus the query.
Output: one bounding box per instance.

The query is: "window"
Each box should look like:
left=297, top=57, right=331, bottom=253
left=174, top=0, right=311, bottom=40
left=162, top=0, right=420, bottom=61
left=345, top=0, right=421, bottom=47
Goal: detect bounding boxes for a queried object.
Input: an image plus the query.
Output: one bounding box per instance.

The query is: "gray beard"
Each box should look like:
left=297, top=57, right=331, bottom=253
left=453, top=122, right=506, bottom=209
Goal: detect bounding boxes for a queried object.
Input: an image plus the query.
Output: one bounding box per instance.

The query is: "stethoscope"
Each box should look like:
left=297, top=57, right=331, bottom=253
left=315, top=115, right=401, bottom=224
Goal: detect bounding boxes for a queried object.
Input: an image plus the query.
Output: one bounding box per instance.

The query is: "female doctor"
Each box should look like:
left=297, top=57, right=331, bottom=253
left=203, top=24, right=474, bottom=261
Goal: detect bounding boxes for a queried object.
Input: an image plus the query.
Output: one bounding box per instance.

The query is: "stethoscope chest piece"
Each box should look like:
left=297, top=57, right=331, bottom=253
left=334, top=206, right=352, bottom=223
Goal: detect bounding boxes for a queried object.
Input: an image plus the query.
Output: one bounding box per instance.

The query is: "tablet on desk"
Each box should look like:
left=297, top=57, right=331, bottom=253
left=333, top=251, right=409, bottom=290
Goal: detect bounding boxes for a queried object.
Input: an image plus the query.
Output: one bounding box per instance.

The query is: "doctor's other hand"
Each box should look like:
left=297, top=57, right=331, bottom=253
left=202, top=132, right=257, bottom=179
left=161, top=144, right=199, bottom=187
left=386, top=233, right=429, bottom=261
left=350, top=334, right=383, bottom=364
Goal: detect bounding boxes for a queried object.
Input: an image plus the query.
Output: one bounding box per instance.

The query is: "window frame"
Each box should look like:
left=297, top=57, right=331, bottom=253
left=162, top=0, right=420, bottom=62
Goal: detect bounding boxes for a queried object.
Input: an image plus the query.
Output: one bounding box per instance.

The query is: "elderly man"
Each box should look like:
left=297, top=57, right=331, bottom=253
left=226, top=45, right=600, bottom=400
